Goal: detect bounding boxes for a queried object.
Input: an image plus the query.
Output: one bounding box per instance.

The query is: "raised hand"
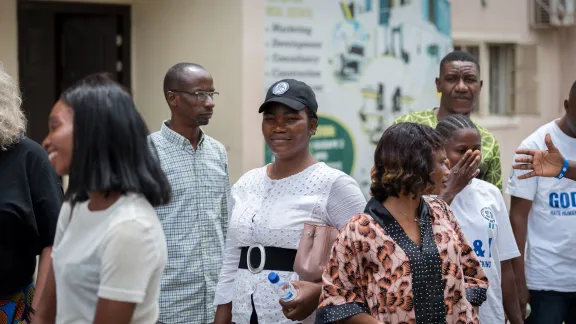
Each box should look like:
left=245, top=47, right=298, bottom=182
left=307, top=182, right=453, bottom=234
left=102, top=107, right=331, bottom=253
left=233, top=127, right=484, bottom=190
left=513, top=133, right=565, bottom=179
left=439, top=150, right=481, bottom=205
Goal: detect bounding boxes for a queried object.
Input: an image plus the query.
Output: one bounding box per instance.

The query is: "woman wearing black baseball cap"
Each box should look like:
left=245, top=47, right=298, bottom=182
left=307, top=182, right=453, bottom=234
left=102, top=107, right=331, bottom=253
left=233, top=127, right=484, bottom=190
left=213, top=79, right=366, bottom=324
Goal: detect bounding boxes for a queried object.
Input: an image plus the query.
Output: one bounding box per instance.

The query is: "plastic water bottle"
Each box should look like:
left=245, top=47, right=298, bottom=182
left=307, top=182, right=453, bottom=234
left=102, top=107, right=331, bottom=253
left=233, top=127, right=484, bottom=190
left=268, top=272, right=297, bottom=301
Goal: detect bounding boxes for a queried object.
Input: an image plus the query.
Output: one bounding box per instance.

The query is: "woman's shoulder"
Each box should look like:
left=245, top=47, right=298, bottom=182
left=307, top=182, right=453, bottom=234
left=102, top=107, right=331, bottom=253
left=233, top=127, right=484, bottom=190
left=102, top=196, right=166, bottom=248
left=116, top=193, right=157, bottom=215
left=316, top=163, right=363, bottom=193
left=234, top=166, right=266, bottom=186
left=340, top=212, right=377, bottom=233
left=469, top=178, right=501, bottom=198
left=423, top=195, right=450, bottom=210
left=4, top=136, right=50, bottom=163
left=423, top=195, right=454, bottom=221
left=56, top=201, right=73, bottom=226
left=102, top=197, right=166, bottom=257
left=336, top=213, right=392, bottom=248
left=316, top=162, right=350, bottom=179
left=105, top=194, right=162, bottom=229
left=18, top=136, right=46, bottom=153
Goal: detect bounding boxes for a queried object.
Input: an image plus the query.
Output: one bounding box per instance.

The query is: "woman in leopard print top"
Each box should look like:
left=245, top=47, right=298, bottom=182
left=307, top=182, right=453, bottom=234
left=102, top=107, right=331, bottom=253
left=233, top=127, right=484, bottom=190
left=316, top=123, right=489, bottom=324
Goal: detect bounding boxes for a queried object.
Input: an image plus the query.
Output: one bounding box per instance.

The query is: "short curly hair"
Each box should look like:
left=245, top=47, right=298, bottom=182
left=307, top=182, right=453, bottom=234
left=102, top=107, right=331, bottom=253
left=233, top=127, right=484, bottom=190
left=0, top=64, right=26, bottom=150
left=370, top=122, right=445, bottom=201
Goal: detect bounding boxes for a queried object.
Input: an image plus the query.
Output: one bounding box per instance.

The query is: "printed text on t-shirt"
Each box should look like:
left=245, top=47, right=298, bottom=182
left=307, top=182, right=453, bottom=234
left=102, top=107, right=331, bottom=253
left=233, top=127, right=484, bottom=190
left=473, top=238, right=493, bottom=268
left=549, top=192, right=576, bottom=216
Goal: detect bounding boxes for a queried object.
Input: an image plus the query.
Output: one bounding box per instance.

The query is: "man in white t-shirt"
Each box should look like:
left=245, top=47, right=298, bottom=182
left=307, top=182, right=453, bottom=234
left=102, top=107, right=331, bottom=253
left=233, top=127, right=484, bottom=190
left=508, top=81, right=576, bottom=323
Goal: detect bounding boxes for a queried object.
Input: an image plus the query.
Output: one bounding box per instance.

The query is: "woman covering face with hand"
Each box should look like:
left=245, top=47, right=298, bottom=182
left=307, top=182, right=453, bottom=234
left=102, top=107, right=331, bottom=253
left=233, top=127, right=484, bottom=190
left=213, top=79, right=366, bottom=324
left=436, top=115, right=523, bottom=324
left=33, top=74, right=171, bottom=324
left=434, top=121, right=482, bottom=205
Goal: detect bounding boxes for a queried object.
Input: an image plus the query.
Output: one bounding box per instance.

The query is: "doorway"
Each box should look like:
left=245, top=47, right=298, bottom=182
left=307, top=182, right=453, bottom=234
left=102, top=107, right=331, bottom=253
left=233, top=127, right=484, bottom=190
left=18, top=1, right=131, bottom=144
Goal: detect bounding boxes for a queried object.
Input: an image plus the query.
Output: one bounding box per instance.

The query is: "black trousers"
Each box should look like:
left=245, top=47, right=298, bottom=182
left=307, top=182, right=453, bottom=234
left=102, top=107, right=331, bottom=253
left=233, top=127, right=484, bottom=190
left=526, top=290, right=576, bottom=324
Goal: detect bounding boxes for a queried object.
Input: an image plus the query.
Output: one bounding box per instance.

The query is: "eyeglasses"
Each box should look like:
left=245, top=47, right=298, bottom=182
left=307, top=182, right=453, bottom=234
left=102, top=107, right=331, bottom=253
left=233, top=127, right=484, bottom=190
left=169, top=90, right=219, bottom=102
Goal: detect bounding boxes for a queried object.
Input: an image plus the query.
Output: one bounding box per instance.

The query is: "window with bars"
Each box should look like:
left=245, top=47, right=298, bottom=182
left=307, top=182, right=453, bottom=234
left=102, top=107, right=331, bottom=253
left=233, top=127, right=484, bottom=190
left=489, top=44, right=515, bottom=116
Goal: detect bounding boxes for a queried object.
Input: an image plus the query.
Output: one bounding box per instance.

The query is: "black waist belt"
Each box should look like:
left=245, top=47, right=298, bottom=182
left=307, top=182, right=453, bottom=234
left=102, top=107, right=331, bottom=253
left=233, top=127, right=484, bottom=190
left=238, top=246, right=297, bottom=273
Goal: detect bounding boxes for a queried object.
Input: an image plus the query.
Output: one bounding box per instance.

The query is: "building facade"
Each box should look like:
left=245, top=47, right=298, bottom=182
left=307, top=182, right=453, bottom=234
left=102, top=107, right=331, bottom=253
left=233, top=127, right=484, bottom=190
left=452, top=0, right=576, bottom=198
left=0, top=0, right=574, bottom=199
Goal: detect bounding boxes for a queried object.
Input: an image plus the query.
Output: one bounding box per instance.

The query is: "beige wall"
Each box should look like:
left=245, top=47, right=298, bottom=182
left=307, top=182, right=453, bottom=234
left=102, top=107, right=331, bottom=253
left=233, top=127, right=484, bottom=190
left=452, top=0, right=575, bottom=196
left=2, top=0, right=574, bottom=185
left=452, top=0, right=535, bottom=41
left=131, top=0, right=264, bottom=182
left=557, top=27, right=576, bottom=105
left=0, top=0, right=265, bottom=182
left=0, top=0, right=18, bottom=78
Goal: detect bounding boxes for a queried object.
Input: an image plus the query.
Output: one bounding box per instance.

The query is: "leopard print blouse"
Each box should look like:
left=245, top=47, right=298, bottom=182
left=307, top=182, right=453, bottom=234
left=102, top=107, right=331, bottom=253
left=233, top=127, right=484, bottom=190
left=316, top=196, right=489, bottom=324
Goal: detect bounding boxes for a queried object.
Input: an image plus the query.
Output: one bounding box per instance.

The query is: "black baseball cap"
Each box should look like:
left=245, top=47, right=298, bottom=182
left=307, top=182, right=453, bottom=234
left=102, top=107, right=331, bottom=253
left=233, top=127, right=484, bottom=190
left=258, top=79, right=318, bottom=114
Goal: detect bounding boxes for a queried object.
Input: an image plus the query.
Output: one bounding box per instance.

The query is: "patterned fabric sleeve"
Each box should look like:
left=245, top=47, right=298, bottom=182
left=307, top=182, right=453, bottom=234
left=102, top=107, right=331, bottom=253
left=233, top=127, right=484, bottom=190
left=392, top=113, right=410, bottom=124
left=485, top=138, right=503, bottom=191
left=316, top=215, right=370, bottom=323
left=440, top=199, right=489, bottom=306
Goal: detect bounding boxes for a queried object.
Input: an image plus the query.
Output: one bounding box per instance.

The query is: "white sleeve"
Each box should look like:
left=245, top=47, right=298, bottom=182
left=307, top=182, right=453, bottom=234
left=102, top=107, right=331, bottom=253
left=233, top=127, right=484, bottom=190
left=97, top=219, right=162, bottom=303
left=506, top=139, right=539, bottom=201
left=325, top=175, right=367, bottom=230
left=52, top=202, right=71, bottom=251
left=214, top=188, right=241, bottom=305
left=493, top=191, right=521, bottom=261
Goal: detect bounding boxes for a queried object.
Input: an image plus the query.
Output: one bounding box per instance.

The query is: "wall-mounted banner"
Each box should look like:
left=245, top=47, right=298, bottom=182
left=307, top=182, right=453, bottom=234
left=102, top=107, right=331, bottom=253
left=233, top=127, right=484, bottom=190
left=264, top=0, right=451, bottom=196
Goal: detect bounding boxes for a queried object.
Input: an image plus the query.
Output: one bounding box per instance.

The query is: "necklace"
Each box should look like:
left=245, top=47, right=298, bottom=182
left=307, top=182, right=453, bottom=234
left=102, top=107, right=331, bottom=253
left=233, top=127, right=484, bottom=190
left=395, top=209, right=420, bottom=224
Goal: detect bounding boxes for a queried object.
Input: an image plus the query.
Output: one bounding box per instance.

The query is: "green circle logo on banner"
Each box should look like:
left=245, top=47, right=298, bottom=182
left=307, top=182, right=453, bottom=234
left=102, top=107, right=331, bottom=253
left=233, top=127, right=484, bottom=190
left=265, top=114, right=356, bottom=175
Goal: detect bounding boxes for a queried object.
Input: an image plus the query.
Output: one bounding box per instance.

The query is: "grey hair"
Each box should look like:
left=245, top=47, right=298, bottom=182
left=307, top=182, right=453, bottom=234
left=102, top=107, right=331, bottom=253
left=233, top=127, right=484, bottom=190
left=0, top=64, right=26, bottom=149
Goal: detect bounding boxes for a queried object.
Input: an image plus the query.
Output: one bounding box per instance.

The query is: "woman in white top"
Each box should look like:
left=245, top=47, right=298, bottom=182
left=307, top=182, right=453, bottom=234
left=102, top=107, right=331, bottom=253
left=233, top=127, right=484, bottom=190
left=213, top=79, right=366, bottom=324
left=32, top=74, right=171, bottom=324
left=435, top=115, right=523, bottom=324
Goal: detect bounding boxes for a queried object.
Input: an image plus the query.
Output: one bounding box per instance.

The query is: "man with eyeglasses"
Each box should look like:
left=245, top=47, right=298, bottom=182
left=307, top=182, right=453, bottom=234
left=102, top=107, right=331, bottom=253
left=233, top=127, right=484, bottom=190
left=148, top=63, right=231, bottom=324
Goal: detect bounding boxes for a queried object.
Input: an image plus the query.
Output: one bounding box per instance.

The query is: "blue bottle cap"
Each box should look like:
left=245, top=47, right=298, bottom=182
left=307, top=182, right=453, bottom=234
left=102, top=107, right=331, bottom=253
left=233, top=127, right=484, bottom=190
left=268, top=272, right=279, bottom=284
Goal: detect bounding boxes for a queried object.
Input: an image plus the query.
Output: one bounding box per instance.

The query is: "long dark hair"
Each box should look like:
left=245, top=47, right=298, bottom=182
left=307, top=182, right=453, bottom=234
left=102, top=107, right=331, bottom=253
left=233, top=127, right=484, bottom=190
left=62, top=73, right=171, bottom=207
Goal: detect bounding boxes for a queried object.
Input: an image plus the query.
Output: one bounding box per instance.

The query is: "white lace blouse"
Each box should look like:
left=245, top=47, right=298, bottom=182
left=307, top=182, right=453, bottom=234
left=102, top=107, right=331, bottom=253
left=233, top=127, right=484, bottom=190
left=214, top=163, right=366, bottom=324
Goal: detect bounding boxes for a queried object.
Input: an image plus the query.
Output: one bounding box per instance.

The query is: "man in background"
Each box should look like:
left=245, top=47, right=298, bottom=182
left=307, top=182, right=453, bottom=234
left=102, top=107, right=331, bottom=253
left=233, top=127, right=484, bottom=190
left=394, top=50, right=502, bottom=190
left=508, top=81, right=576, bottom=323
left=149, top=63, right=230, bottom=324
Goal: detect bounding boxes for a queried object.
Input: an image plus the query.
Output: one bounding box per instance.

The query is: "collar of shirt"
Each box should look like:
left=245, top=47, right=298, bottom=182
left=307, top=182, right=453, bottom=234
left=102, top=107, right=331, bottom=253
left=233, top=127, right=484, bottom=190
left=364, top=197, right=429, bottom=228
left=160, top=120, right=205, bottom=149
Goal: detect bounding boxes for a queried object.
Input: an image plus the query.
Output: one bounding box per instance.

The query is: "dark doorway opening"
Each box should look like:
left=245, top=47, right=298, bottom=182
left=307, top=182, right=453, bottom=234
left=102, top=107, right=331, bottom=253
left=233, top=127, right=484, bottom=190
left=18, top=1, right=131, bottom=144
